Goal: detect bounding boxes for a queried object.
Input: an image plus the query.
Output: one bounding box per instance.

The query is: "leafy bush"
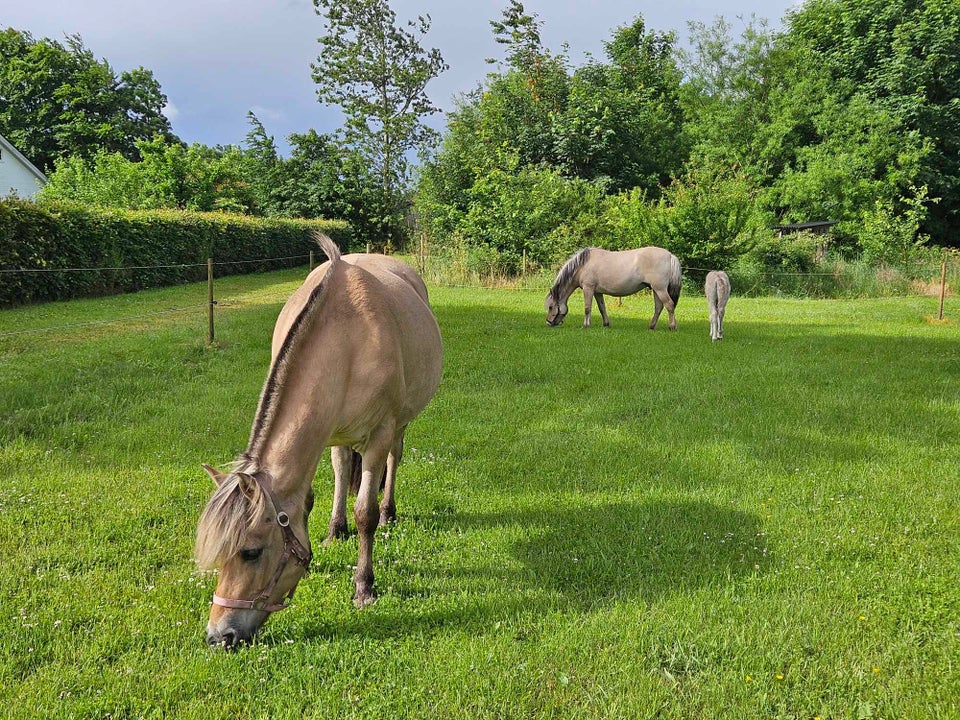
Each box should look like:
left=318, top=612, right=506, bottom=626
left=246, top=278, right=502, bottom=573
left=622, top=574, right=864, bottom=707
left=644, top=160, right=773, bottom=269
left=453, top=165, right=606, bottom=272
left=0, top=199, right=351, bottom=306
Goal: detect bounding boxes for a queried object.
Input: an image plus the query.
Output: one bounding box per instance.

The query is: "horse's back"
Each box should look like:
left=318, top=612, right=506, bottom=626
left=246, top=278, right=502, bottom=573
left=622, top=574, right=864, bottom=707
left=273, top=252, right=442, bottom=426
left=582, top=246, right=679, bottom=296
left=273, top=254, right=431, bottom=355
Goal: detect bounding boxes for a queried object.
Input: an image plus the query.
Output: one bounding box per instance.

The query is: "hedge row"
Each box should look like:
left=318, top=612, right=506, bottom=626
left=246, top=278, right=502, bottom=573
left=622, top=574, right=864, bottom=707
left=0, top=200, right=352, bottom=306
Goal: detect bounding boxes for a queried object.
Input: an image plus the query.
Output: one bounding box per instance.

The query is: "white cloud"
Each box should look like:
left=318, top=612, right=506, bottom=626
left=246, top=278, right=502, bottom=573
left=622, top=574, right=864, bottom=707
left=249, top=105, right=285, bottom=123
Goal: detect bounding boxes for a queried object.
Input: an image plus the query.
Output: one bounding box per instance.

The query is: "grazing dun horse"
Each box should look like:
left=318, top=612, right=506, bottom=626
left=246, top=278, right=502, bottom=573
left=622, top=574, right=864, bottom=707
left=705, top=270, right=730, bottom=341
left=545, top=246, right=682, bottom=329
left=195, top=233, right=442, bottom=648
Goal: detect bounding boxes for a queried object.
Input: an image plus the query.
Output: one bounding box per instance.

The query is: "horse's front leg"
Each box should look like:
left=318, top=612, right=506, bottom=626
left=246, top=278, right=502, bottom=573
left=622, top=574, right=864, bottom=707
left=324, top=445, right=353, bottom=545
left=379, top=427, right=405, bottom=526
left=582, top=286, right=595, bottom=327
left=595, top=294, right=611, bottom=327
left=353, top=430, right=392, bottom=608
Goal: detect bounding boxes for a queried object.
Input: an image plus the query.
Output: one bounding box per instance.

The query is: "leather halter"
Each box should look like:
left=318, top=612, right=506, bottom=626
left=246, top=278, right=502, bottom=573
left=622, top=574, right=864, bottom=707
left=211, top=473, right=312, bottom=614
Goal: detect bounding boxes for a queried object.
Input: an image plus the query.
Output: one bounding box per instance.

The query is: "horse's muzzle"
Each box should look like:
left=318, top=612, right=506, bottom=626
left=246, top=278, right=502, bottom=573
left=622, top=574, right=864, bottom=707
left=206, top=613, right=266, bottom=650
left=207, top=624, right=253, bottom=650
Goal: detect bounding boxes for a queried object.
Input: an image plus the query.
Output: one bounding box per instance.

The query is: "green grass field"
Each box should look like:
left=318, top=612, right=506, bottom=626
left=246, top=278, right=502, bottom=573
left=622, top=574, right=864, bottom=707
left=1, top=268, right=957, bottom=719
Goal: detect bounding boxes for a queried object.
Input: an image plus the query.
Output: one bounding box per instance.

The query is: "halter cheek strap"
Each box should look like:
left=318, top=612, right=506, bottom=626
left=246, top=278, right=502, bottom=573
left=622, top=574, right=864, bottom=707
left=211, top=478, right=312, bottom=614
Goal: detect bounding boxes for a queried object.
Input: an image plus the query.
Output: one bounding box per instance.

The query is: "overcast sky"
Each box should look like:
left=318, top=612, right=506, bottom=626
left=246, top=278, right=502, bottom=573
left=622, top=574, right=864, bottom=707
left=6, top=0, right=799, bottom=155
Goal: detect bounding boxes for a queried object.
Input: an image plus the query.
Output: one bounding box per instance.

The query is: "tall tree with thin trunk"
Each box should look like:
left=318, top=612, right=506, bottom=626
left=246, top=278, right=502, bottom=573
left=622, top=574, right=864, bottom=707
left=312, top=0, right=447, bottom=248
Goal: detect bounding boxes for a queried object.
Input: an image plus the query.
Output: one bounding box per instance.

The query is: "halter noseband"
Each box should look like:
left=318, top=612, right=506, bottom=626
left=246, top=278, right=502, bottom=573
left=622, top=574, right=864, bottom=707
left=211, top=473, right=312, bottom=614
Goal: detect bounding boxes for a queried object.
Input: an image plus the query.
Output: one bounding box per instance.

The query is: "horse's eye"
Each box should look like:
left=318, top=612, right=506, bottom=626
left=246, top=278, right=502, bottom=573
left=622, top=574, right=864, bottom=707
left=239, top=548, right=263, bottom=563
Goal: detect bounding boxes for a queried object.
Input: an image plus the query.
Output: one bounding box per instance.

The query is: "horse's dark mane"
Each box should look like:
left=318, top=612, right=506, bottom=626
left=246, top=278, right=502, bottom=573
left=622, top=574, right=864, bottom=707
left=248, top=233, right=340, bottom=457
left=549, top=247, right=592, bottom=300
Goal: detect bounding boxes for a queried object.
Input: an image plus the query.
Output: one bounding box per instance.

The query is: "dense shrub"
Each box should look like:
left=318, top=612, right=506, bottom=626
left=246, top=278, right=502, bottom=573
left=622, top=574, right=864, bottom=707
left=450, top=165, right=607, bottom=273
left=0, top=199, right=351, bottom=306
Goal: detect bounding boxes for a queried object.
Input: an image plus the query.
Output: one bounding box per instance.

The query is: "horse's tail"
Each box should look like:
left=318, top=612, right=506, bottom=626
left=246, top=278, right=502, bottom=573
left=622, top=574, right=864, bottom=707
left=311, top=231, right=342, bottom=265
left=668, top=253, right=682, bottom=306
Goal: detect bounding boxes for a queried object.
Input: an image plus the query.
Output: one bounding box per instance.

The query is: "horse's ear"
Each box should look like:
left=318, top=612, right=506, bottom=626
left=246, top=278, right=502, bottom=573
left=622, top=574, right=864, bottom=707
left=201, top=463, right=227, bottom=487
left=235, top=473, right=259, bottom=502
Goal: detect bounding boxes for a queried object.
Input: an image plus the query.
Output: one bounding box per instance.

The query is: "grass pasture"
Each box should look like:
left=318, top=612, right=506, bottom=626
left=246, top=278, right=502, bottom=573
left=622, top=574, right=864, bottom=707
left=1, top=268, right=958, bottom=719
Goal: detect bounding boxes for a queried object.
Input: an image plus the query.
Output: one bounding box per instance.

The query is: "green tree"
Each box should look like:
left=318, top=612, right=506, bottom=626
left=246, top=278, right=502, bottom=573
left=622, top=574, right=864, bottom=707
left=785, top=0, right=960, bottom=246
left=680, top=10, right=934, bottom=257
left=484, top=1, right=569, bottom=170
left=242, top=112, right=281, bottom=215
left=312, top=0, right=447, bottom=248
left=39, top=138, right=258, bottom=213
left=269, top=129, right=380, bottom=240
left=0, top=28, right=177, bottom=172
left=556, top=17, right=687, bottom=194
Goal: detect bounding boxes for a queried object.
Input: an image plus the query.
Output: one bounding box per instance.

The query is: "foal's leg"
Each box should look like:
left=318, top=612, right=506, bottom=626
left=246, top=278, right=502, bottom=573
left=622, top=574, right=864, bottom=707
left=353, top=428, right=392, bottom=608
left=708, top=297, right=719, bottom=341
left=379, top=428, right=405, bottom=526
left=325, top=445, right=353, bottom=545
left=595, top=294, right=611, bottom=327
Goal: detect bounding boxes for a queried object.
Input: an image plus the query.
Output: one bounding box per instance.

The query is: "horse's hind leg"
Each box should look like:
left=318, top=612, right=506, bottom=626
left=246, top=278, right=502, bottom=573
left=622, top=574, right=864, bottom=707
left=652, top=286, right=677, bottom=330
left=650, top=291, right=664, bottom=329
left=595, top=293, right=611, bottom=326
left=379, top=427, right=405, bottom=526
left=325, top=445, right=353, bottom=545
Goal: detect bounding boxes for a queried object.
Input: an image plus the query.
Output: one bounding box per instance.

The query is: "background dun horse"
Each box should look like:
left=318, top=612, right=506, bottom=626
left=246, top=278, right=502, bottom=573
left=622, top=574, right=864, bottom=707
left=545, top=246, right=682, bottom=330
left=195, top=233, right=442, bottom=648
left=705, top=270, right=731, bottom=341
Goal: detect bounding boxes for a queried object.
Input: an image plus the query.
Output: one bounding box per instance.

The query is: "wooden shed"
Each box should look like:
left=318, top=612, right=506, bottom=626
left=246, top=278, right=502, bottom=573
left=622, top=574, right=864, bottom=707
left=772, top=220, right=837, bottom=260
left=772, top=220, right=837, bottom=238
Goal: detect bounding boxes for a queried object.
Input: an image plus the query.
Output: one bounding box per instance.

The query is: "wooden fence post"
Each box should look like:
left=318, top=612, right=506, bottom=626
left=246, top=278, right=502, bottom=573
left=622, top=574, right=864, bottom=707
left=309, top=250, right=315, bottom=272
left=938, top=258, right=947, bottom=321
left=207, top=257, right=215, bottom=345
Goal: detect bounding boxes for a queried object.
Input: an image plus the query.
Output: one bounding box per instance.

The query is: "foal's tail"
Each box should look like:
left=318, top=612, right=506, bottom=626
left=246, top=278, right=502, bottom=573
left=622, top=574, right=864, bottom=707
left=668, top=253, right=682, bottom=306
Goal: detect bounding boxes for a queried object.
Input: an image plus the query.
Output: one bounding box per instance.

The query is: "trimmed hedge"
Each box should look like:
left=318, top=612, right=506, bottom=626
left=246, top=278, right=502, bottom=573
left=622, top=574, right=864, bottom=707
left=0, top=200, right=352, bottom=306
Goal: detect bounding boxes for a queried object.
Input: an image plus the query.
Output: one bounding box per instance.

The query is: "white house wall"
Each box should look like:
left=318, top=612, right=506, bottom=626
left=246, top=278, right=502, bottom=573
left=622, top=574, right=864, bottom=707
left=0, top=149, right=46, bottom=199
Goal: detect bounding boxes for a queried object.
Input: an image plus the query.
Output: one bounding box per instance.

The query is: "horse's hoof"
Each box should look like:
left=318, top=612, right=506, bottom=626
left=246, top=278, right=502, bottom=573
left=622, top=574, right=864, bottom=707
left=353, top=589, right=377, bottom=609
left=378, top=512, right=396, bottom=527
left=323, top=524, right=349, bottom=547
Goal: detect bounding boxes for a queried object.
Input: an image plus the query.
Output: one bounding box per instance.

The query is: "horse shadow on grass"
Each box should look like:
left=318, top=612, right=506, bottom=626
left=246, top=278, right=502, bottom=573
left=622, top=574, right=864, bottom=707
left=293, top=497, right=763, bottom=643
left=447, top=497, right=764, bottom=606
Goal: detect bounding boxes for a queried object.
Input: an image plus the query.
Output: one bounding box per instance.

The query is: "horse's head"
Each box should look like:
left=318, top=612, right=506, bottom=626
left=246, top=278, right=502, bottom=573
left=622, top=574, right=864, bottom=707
left=545, top=291, right=568, bottom=326
left=195, top=464, right=313, bottom=649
